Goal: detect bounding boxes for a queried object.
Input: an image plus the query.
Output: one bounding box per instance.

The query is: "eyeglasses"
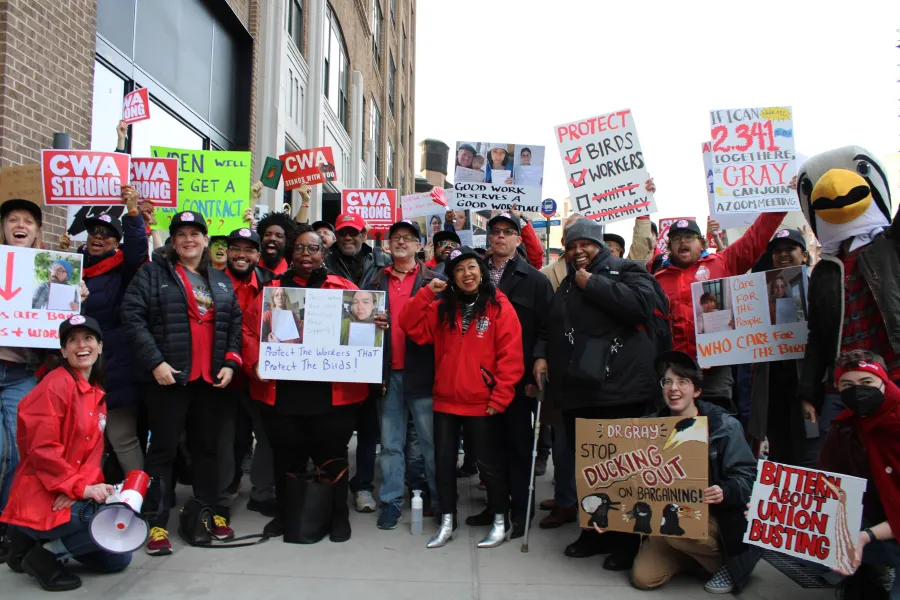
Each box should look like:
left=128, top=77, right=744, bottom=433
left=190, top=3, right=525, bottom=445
left=390, top=234, right=418, bottom=243
left=228, top=245, right=259, bottom=254
left=293, top=244, right=322, bottom=255
left=670, top=234, right=699, bottom=245
left=437, top=240, right=460, bottom=249
left=87, top=226, right=117, bottom=239
left=660, top=377, right=693, bottom=389
left=490, top=228, right=518, bottom=237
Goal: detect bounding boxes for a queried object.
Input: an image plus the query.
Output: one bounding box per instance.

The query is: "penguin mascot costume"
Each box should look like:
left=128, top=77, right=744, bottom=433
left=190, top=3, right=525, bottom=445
left=796, top=146, right=898, bottom=414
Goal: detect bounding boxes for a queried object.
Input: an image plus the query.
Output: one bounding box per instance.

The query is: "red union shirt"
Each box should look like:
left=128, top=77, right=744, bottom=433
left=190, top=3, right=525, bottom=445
left=387, top=264, right=419, bottom=370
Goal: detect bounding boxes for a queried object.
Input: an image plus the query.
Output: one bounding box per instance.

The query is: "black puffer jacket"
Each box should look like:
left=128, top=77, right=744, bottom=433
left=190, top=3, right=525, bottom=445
left=122, top=253, right=243, bottom=385
left=538, top=248, right=657, bottom=411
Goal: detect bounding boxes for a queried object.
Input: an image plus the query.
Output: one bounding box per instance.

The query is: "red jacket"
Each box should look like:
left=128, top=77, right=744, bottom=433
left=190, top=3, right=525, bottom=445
left=399, top=286, right=524, bottom=415
left=1, top=368, right=105, bottom=531
left=520, top=221, right=544, bottom=270
left=242, top=273, right=368, bottom=407
left=654, top=212, right=785, bottom=358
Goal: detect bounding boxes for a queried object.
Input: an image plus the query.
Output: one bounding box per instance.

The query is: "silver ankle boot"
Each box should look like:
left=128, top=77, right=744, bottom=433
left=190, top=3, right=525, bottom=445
left=426, top=514, right=457, bottom=549
left=476, top=513, right=511, bottom=548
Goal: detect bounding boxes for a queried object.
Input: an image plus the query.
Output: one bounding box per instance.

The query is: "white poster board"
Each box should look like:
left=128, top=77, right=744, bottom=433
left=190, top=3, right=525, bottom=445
left=703, top=142, right=757, bottom=230
left=708, top=107, right=799, bottom=214
left=258, top=287, right=385, bottom=383
left=692, top=266, right=809, bottom=367
left=555, top=109, right=657, bottom=224
left=745, top=460, right=866, bottom=571
left=0, top=247, right=83, bottom=349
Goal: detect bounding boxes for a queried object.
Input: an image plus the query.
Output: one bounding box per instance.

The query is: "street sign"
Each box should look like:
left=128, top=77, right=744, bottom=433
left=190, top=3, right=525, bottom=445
left=541, top=198, right=557, bottom=219
left=531, top=219, right=561, bottom=228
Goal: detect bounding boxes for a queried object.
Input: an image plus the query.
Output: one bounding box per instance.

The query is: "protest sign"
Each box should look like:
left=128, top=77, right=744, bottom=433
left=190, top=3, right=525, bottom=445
left=0, top=247, right=83, bottom=349
left=703, top=143, right=757, bottom=231
left=576, top=417, right=709, bottom=539
left=130, top=158, right=177, bottom=208
left=341, top=189, right=397, bottom=234
left=150, top=147, right=250, bottom=236
left=452, top=142, right=544, bottom=213
left=41, top=150, right=130, bottom=206
left=280, top=147, right=337, bottom=189
left=708, top=107, right=798, bottom=214
left=556, top=110, right=656, bottom=224
left=692, top=265, right=809, bottom=368
left=122, top=88, right=151, bottom=125
left=655, top=217, right=695, bottom=256
left=258, top=288, right=385, bottom=383
left=66, top=205, right=127, bottom=242
left=745, top=461, right=866, bottom=571
left=400, top=190, right=451, bottom=219
left=0, top=164, right=44, bottom=207
left=260, top=157, right=284, bottom=189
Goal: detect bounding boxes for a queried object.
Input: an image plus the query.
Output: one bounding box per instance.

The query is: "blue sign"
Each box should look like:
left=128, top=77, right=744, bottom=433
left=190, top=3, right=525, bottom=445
left=531, top=219, right=561, bottom=228
left=541, top=198, right=557, bottom=218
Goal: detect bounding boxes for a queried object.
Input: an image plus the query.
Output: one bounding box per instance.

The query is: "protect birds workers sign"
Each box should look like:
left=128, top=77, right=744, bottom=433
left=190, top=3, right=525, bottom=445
left=122, top=88, right=151, bottom=124
left=341, top=189, right=397, bottom=234
left=280, top=147, right=337, bottom=189
left=575, top=417, right=709, bottom=539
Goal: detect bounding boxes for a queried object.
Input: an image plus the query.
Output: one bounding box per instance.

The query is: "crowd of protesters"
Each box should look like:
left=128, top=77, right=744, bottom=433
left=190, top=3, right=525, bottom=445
left=0, top=142, right=898, bottom=599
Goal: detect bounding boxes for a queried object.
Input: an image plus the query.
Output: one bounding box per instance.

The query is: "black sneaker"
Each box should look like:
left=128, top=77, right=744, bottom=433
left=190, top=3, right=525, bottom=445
left=564, top=529, right=614, bottom=558
left=247, top=498, right=277, bottom=518
left=263, top=517, right=284, bottom=537
left=534, top=455, right=548, bottom=477
left=465, top=508, right=493, bottom=527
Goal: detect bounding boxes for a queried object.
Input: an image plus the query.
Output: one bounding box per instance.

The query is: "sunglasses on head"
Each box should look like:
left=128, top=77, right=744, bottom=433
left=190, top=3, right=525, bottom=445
left=87, top=226, right=117, bottom=239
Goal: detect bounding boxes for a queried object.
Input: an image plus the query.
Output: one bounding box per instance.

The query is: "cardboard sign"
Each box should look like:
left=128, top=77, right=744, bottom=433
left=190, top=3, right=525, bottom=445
left=576, top=417, right=709, bottom=539
left=260, top=157, right=284, bottom=189
left=130, top=158, right=178, bottom=208
left=0, top=247, right=83, bottom=349
left=703, top=143, right=758, bottom=231
left=150, top=147, right=250, bottom=236
left=0, top=164, right=44, bottom=206
left=258, top=288, right=385, bottom=383
left=400, top=191, right=451, bottom=219
left=66, top=205, right=127, bottom=242
left=452, top=142, right=544, bottom=213
left=280, top=147, right=337, bottom=189
left=556, top=110, right=657, bottom=224
left=655, top=217, right=695, bottom=256
left=708, top=107, right=798, bottom=214
left=341, top=189, right=397, bottom=234
left=692, top=266, right=809, bottom=368
left=122, top=88, right=151, bottom=124
left=41, top=150, right=131, bottom=206
left=745, top=461, right=866, bottom=570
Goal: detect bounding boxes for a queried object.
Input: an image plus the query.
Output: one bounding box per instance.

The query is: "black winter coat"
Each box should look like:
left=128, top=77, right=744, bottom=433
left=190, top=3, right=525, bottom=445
left=122, top=253, right=243, bottom=385
left=496, top=254, right=553, bottom=395
left=327, top=243, right=390, bottom=288
left=539, top=248, right=657, bottom=411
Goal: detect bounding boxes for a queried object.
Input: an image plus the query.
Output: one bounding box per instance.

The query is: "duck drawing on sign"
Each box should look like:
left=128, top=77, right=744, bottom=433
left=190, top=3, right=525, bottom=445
left=581, top=493, right=620, bottom=529
left=623, top=502, right=653, bottom=534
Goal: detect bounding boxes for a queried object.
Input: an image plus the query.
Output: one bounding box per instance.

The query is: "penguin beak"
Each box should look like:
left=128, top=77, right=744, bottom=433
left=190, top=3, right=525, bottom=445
left=811, top=169, right=872, bottom=225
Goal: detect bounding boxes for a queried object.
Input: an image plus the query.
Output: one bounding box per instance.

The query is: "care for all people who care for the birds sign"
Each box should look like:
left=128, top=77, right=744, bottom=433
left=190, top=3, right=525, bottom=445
left=0, top=247, right=84, bottom=349
left=745, top=461, right=866, bottom=571
left=555, top=109, right=657, bottom=224
left=575, top=417, right=709, bottom=540
left=451, top=141, right=545, bottom=213
left=258, top=288, right=385, bottom=383
left=692, top=265, right=809, bottom=368
left=708, top=106, right=799, bottom=214
left=341, top=189, right=397, bottom=234
left=41, top=150, right=131, bottom=206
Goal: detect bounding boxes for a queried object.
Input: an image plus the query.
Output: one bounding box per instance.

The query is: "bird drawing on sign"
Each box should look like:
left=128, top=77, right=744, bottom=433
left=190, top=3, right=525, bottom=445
left=820, top=477, right=857, bottom=574
left=660, top=503, right=702, bottom=536
left=622, top=502, right=653, bottom=534
left=581, top=493, right=621, bottom=529
left=664, top=417, right=708, bottom=451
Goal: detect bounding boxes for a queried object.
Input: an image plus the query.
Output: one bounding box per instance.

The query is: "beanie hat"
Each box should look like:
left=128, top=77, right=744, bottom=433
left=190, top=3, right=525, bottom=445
left=564, top=218, right=604, bottom=247
left=51, top=260, right=72, bottom=279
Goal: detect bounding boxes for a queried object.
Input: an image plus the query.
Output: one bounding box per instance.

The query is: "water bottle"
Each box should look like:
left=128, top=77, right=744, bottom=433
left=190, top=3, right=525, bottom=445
left=411, top=489, right=423, bottom=535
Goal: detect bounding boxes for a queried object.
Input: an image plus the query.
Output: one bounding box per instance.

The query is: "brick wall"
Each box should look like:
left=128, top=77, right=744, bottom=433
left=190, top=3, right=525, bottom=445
left=225, top=0, right=250, bottom=30
left=0, top=0, right=97, bottom=248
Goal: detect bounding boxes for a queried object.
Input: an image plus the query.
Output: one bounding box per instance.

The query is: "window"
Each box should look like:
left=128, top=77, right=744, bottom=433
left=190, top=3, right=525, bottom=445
left=287, top=0, right=303, bottom=54
left=371, top=97, right=382, bottom=179
left=130, top=98, right=204, bottom=157
left=400, top=171, right=405, bottom=196
left=323, top=5, right=349, bottom=131
left=390, top=0, right=396, bottom=25
left=387, top=139, right=395, bottom=188
left=400, top=98, right=405, bottom=148
left=371, top=0, right=382, bottom=68
left=91, top=61, right=126, bottom=151
left=389, top=53, right=395, bottom=114
left=402, top=24, right=406, bottom=67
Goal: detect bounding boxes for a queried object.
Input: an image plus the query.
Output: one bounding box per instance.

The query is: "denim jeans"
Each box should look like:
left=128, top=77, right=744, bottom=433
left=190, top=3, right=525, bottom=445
left=405, top=416, right=426, bottom=491
left=378, top=371, right=437, bottom=510
left=551, top=424, right=577, bottom=508
left=0, top=362, right=36, bottom=513
left=14, top=502, right=132, bottom=573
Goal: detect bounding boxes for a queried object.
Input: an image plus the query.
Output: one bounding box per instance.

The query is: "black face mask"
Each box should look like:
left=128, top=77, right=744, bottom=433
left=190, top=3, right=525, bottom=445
left=840, top=385, right=885, bottom=416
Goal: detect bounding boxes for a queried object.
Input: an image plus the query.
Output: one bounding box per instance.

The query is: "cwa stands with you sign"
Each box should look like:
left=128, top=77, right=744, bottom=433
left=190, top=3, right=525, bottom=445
left=280, top=147, right=337, bottom=189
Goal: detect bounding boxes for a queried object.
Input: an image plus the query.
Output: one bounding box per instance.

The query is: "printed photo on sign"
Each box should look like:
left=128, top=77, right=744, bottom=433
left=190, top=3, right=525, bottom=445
left=452, top=142, right=544, bottom=213
left=693, top=266, right=809, bottom=368
left=261, top=288, right=305, bottom=344
left=408, top=210, right=473, bottom=246
left=575, top=417, right=709, bottom=539
left=708, top=107, right=798, bottom=214
left=555, top=109, right=657, bottom=224
left=32, top=252, right=81, bottom=312
left=744, top=461, right=866, bottom=570
left=340, top=291, right=385, bottom=347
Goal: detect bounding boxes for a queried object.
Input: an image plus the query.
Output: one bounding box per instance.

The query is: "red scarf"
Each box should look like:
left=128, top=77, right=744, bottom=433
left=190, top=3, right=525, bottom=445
left=82, top=250, right=125, bottom=279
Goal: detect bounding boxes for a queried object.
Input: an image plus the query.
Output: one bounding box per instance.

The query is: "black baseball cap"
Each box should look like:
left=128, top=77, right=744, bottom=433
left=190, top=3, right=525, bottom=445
left=458, top=143, right=477, bottom=156
left=432, top=230, right=461, bottom=247
left=312, top=220, right=335, bottom=234
left=603, top=233, right=626, bottom=250
left=667, top=219, right=703, bottom=239
left=1, top=199, right=43, bottom=226
left=227, top=227, right=261, bottom=249
left=654, top=350, right=702, bottom=379
left=84, top=213, right=123, bottom=241
left=389, top=219, right=421, bottom=239
left=59, top=315, right=103, bottom=346
left=487, top=212, right=521, bottom=234
left=446, top=245, right=482, bottom=272
left=767, top=229, right=806, bottom=253
left=169, top=211, right=207, bottom=235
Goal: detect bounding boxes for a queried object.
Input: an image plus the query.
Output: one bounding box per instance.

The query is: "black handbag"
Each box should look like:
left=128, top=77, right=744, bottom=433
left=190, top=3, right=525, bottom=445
left=178, top=498, right=269, bottom=548
left=283, top=459, right=348, bottom=544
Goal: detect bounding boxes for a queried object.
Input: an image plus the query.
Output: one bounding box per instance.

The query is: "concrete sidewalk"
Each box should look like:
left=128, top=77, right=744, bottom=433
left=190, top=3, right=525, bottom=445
left=0, top=442, right=834, bottom=599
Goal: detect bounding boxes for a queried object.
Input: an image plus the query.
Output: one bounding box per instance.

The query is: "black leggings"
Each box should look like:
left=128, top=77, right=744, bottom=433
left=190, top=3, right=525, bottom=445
left=434, top=411, right=508, bottom=516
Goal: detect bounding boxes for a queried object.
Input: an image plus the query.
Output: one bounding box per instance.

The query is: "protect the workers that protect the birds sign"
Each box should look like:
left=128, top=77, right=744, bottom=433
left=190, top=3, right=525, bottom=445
left=575, top=417, right=709, bottom=539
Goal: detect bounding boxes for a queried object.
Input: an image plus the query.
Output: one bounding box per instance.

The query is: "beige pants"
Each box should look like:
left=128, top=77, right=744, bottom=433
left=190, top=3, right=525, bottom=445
left=632, top=517, right=724, bottom=590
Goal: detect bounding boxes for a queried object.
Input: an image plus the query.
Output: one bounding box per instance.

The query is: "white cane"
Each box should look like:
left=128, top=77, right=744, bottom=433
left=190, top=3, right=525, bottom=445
left=521, top=373, right=546, bottom=553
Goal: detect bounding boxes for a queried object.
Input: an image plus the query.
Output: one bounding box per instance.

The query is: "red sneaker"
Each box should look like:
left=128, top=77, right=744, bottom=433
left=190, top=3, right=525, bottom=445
left=210, top=515, right=235, bottom=540
left=145, top=527, right=173, bottom=556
